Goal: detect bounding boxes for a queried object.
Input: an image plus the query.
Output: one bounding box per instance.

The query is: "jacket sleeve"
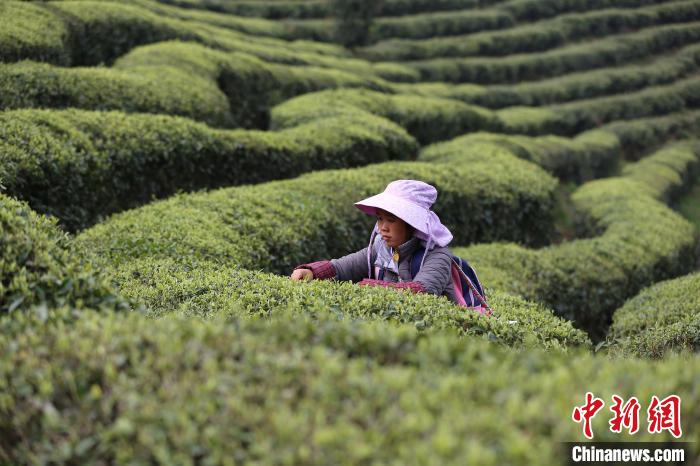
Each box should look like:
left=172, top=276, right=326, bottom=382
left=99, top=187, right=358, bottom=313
left=412, top=246, right=453, bottom=296
left=293, top=260, right=336, bottom=280
left=331, top=246, right=373, bottom=283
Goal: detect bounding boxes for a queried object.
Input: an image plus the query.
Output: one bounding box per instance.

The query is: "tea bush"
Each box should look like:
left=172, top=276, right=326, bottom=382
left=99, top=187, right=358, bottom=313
left=407, top=22, right=700, bottom=83
left=454, top=141, right=700, bottom=337
left=0, top=108, right=416, bottom=231
left=420, top=131, right=618, bottom=182
left=497, top=75, right=700, bottom=135
left=0, top=60, right=235, bottom=127
left=609, top=272, right=700, bottom=358
left=2, top=1, right=419, bottom=81
left=393, top=43, right=700, bottom=108
left=105, top=256, right=590, bottom=349
left=0, top=194, right=129, bottom=315
left=74, top=156, right=557, bottom=274
left=1, top=307, right=697, bottom=464
left=360, top=1, right=700, bottom=61
left=270, top=87, right=500, bottom=144
left=183, top=0, right=497, bottom=20
left=0, top=2, right=71, bottom=65
left=0, top=41, right=395, bottom=129
left=421, top=111, right=700, bottom=181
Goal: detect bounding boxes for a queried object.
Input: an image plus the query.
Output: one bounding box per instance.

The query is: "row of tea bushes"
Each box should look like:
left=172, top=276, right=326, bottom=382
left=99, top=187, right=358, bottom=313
left=0, top=60, right=237, bottom=128
left=395, top=43, right=700, bottom=109
left=105, top=256, right=590, bottom=350
left=2, top=1, right=420, bottom=82
left=3, top=307, right=699, bottom=464
left=0, top=41, right=394, bottom=129
left=0, top=1, right=196, bottom=66
left=406, top=21, right=700, bottom=83
left=278, top=80, right=700, bottom=161
left=175, top=0, right=501, bottom=20
left=161, top=0, right=662, bottom=20
left=497, top=75, right=700, bottom=136
left=283, top=9, right=513, bottom=43
left=455, top=141, right=700, bottom=338
left=0, top=107, right=416, bottom=231
left=0, top=194, right=130, bottom=316
left=74, top=156, right=557, bottom=275
left=597, top=110, right=700, bottom=159
left=608, top=272, right=700, bottom=358
left=270, top=88, right=499, bottom=145
left=262, top=0, right=668, bottom=40
left=115, top=41, right=396, bottom=124
left=501, top=0, right=669, bottom=21
left=420, top=131, right=618, bottom=183
left=422, top=111, right=700, bottom=182
left=360, top=0, right=700, bottom=61
left=119, top=0, right=295, bottom=39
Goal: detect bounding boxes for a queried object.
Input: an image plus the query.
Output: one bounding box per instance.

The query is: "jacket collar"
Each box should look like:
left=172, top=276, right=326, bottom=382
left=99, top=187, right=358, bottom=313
left=395, top=236, right=421, bottom=261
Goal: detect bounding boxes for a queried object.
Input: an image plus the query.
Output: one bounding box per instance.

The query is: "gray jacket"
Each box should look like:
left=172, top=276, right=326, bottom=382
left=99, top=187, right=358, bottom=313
left=331, top=236, right=458, bottom=304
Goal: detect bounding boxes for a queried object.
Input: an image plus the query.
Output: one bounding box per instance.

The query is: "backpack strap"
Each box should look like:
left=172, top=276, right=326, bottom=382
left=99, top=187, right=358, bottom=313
left=451, top=258, right=493, bottom=315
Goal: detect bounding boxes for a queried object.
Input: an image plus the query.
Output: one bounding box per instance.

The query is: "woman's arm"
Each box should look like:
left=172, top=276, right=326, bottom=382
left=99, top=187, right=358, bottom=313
left=331, top=246, right=372, bottom=282
left=294, top=246, right=372, bottom=282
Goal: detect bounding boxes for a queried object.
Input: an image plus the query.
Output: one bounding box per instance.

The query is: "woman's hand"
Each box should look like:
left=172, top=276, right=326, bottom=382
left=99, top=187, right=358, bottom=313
left=290, top=268, right=313, bottom=281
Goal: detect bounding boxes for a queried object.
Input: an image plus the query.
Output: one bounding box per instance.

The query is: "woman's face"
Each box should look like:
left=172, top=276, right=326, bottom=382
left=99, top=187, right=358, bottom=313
left=375, top=208, right=412, bottom=249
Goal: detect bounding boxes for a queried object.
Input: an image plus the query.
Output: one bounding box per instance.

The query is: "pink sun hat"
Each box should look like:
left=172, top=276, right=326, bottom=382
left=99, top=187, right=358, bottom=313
left=354, top=180, right=454, bottom=274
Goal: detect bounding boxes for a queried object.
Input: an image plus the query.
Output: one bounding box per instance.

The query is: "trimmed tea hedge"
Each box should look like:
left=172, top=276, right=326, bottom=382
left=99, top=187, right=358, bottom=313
left=0, top=108, right=416, bottom=231
left=596, top=110, right=700, bottom=159
left=2, top=308, right=699, bottom=464
left=501, top=0, right=666, bottom=22
left=0, top=60, right=236, bottom=127
left=609, top=272, right=700, bottom=358
left=0, top=194, right=129, bottom=315
left=454, top=141, right=700, bottom=338
left=420, top=111, right=700, bottom=182
left=284, top=9, right=513, bottom=43
left=125, top=0, right=294, bottom=39
left=0, top=2, right=71, bottom=65
left=115, top=41, right=396, bottom=124
left=273, top=0, right=676, bottom=44
left=104, top=256, right=590, bottom=349
left=2, top=1, right=419, bottom=82
left=360, top=1, right=700, bottom=61
left=0, top=41, right=396, bottom=129
left=497, top=75, right=700, bottom=136
left=420, top=131, right=618, bottom=183
left=405, top=22, right=700, bottom=83
left=270, top=88, right=499, bottom=145
left=393, top=43, right=700, bottom=108
left=172, top=0, right=502, bottom=20
left=74, top=156, right=557, bottom=274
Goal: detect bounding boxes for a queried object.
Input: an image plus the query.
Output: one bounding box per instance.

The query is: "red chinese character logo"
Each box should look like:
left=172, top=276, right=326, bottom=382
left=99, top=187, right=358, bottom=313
left=647, top=394, right=682, bottom=438
left=572, top=392, right=605, bottom=439
left=609, top=395, right=640, bottom=434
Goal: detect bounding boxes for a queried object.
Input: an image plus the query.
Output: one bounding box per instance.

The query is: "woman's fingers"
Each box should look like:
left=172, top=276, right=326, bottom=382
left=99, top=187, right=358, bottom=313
left=290, top=269, right=313, bottom=281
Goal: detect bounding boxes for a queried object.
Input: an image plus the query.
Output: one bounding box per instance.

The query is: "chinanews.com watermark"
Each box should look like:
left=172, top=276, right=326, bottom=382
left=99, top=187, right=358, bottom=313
left=563, top=392, right=692, bottom=465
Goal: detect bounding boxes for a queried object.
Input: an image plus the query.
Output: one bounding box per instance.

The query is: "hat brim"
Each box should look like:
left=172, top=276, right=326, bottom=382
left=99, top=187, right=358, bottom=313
left=354, top=192, right=430, bottom=236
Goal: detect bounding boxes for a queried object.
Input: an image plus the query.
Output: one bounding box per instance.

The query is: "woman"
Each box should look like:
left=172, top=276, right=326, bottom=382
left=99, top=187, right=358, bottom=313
left=290, top=179, right=462, bottom=305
